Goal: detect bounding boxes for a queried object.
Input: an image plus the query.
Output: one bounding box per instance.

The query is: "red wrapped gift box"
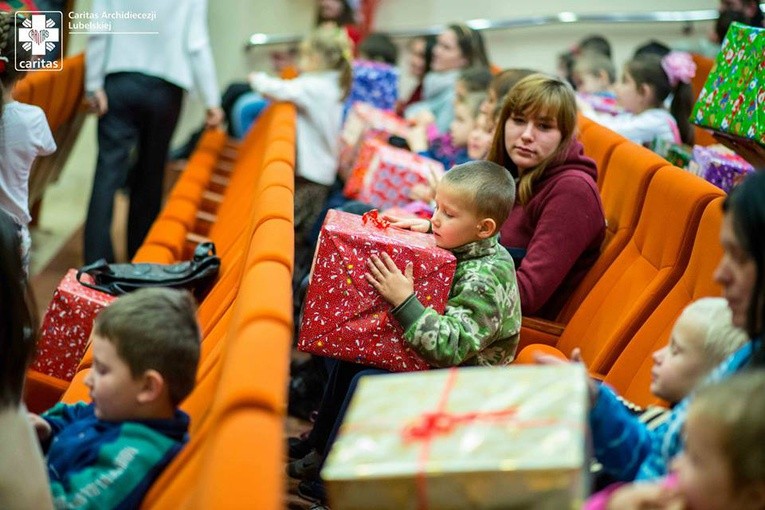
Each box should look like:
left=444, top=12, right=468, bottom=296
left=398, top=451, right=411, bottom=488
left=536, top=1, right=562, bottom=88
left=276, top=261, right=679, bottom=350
left=298, top=210, right=456, bottom=372
left=343, top=137, right=387, bottom=199
left=357, top=145, right=444, bottom=210
left=32, top=269, right=116, bottom=380
left=339, top=102, right=409, bottom=178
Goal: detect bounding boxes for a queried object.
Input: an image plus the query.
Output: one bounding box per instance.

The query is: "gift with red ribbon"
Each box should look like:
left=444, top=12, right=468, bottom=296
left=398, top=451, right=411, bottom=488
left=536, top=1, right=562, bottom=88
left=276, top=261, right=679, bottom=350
left=322, top=365, right=588, bottom=509
left=31, top=269, right=116, bottom=380
left=356, top=144, right=444, bottom=210
left=339, top=102, right=410, bottom=178
left=298, top=209, right=456, bottom=372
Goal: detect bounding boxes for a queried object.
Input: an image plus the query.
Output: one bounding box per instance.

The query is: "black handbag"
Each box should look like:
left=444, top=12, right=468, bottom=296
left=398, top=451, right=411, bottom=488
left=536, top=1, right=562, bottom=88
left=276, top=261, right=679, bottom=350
left=76, top=242, right=221, bottom=299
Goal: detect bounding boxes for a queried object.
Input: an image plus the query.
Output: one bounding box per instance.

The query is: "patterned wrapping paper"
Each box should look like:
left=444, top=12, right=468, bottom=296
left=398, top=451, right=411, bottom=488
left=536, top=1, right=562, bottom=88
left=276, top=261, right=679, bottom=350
left=691, top=145, right=754, bottom=192
left=32, top=269, right=116, bottom=380
left=323, top=365, right=588, bottom=510
left=298, top=210, right=456, bottom=372
left=357, top=146, right=445, bottom=210
left=666, top=144, right=694, bottom=169
left=691, top=22, right=764, bottom=146
left=339, top=102, right=410, bottom=177
left=343, top=137, right=388, bottom=199
left=343, top=60, right=400, bottom=120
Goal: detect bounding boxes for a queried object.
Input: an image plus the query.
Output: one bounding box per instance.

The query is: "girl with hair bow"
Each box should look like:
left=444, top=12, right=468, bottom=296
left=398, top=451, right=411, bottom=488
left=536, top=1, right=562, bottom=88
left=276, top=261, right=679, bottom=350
left=578, top=51, right=697, bottom=147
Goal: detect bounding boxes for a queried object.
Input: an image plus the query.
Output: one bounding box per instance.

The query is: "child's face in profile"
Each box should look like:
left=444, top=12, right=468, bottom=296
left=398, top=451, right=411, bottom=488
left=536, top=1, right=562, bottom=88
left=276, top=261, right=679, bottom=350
left=614, top=69, right=650, bottom=114
left=84, top=334, right=145, bottom=421
left=672, top=412, right=738, bottom=510
left=480, top=89, right=497, bottom=118
left=450, top=101, right=475, bottom=148
left=430, top=181, right=484, bottom=249
left=573, top=69, right=610, bottom=94
left=467, top=112, right=494, bottom=160
left=651, top=313, right=710, bottom=404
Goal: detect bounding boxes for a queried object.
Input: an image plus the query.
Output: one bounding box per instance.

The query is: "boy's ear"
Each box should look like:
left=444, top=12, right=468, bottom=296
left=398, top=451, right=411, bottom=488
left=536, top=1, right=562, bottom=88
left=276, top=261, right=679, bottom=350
left=136, top=370, right=166, bottom=404
left=477, top=218, right=496, bottom=239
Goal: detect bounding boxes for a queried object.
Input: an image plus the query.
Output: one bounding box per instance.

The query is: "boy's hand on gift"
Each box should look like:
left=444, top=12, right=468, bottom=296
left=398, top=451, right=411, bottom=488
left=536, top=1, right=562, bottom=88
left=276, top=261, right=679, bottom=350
left=28, top=413, right=52, bottom=443
left=365, top=253, right=414, bottom=307
left=384, top=215, right=431, bottom=233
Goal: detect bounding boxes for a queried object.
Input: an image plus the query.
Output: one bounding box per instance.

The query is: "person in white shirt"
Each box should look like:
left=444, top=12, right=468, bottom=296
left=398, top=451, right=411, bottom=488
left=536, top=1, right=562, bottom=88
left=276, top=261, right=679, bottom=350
left=83, top=0, right=223, bottom=263
left=248, top=25, right=352, bottom=257
left=579, top=51, right=696, bottom=147
left=0, top=12, right=57, bottom=277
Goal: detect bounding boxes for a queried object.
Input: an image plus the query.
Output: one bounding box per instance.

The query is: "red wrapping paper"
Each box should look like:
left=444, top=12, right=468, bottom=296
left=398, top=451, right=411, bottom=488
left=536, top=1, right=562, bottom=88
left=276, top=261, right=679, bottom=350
left=357, top=146, right=444, bottom=210
left=298, top=210, right=456, bottom=372
left=32, top=269, right=116, bottom=380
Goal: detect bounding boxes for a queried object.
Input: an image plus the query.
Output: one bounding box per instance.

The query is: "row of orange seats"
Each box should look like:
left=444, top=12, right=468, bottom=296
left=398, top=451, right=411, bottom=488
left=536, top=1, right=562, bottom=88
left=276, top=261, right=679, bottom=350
left=27, top=102, right=298, bottom=509
left=517, top=117, right=725, bottom=408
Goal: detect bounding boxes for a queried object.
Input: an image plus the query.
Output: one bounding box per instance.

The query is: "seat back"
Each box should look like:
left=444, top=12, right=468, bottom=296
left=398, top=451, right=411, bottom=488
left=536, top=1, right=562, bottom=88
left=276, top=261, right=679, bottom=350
left=577, top=122, right=630, bottom=189
left=556, top=166, right=724, bottom=374
left=604, top=198, right=725, bottom=406
left=556, top=142, right=667, bottom=322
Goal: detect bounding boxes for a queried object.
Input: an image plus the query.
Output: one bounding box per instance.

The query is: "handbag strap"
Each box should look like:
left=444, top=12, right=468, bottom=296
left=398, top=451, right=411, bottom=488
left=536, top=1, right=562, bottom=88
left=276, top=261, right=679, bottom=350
left=76, top=259, right=116, bottom=294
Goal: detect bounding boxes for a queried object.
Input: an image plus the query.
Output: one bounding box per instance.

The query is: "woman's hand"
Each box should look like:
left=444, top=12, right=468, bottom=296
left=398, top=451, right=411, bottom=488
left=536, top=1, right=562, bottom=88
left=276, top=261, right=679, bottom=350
left=27, top=413, right=52, bottom=443
left=205, top=106, right=225, bottom=129
left=365, top=253, right=414, bottom=307
left=384, top=215, right=431, bottom=233
left=87, top=89, right=108, bottom=116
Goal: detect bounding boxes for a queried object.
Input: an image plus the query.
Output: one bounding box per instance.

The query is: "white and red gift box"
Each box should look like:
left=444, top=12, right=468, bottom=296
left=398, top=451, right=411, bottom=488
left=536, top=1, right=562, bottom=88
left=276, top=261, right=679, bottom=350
left=339, top=102, right=410, bottom=178
left=357, top=144, right=444, bottom=210
left=31, top=269, right=116, bottom=380
left=298, top=210, right=456, bottom=372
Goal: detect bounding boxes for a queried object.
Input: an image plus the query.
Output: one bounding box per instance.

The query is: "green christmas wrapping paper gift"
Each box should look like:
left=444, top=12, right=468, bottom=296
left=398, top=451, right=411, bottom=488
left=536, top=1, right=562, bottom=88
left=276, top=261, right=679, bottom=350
left=691, top=22, right=764, bottom=146
left=322, top=365, right=588, bottom=510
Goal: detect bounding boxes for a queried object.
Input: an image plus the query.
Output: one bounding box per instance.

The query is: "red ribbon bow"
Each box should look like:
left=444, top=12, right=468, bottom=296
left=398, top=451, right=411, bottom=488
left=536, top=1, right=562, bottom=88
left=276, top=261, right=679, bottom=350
left=361, top=209, right=390, bottom=229
left=403, top=368, right=557, bottom=510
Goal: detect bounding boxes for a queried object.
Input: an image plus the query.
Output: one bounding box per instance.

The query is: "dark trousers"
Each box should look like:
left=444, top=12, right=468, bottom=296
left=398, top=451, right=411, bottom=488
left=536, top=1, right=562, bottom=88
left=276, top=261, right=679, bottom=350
left=84, top=72, right=183, bottom=263
left=308, top=359, right=387, bottom=461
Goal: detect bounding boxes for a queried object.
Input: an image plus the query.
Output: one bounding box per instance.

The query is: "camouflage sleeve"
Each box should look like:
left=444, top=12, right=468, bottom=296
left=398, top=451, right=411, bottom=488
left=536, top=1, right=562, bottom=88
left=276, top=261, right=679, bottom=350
left=392, top=269, right=514, bottom=368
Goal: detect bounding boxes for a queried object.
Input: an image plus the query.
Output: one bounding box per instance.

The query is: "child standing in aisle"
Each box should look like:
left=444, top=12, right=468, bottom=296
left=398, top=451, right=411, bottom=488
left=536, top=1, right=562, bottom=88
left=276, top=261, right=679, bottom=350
left=248, top=25, right=353, bottom=259
left=0, top=12, right=57, bottom=277
left=578, top=51, right=696, bottom=146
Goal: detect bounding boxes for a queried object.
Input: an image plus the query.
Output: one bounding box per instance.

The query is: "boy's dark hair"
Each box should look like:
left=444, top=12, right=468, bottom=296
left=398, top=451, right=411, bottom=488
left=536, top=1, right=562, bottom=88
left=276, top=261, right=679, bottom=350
left=93, top=288, right=201, bottom=407
left=0, top=209, right=37, bottom=408
left=0, top=12, right=33, bottom=117
left=632, top=39, right=671, bottom=59
left=442, top=160, right=516, bottom=228
left=574, top=52, right=616, bottom=84
left=577, top=35, right=612, bottom=59
left=358, top=33, right=398, bottom=65
left=459, top=66, right=493, bottom=94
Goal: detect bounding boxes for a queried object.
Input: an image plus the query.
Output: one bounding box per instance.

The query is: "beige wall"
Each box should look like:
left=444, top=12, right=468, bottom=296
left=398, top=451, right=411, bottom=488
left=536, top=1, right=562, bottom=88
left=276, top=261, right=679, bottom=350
left=71, top=0, right=720, bottom=142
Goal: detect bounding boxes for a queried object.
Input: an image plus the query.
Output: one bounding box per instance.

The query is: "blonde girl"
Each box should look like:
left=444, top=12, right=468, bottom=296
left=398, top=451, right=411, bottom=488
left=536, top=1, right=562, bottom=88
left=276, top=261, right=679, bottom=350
left=579, top=51, right=696, bottom=146
left=248, top=25, right=352, bottom=252
left=0, top=12, right=57, bottom=277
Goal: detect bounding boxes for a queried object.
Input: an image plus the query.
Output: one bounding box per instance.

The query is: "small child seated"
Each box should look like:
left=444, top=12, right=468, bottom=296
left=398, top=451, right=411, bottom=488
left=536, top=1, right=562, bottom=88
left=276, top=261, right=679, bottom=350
left=572, top=53, right=621, bottom=116
left=289, top=160, right=523, bottom=504
left=29, top=288, right=201, bottom=509
left=585, top=297, right=748, bottom=508
left=591, top=370, right=765, bottom=510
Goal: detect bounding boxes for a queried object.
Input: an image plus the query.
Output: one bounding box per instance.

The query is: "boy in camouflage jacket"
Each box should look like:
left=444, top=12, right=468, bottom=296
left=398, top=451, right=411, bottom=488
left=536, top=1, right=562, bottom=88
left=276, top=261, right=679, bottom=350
left=290, top=161, right=521, bottom=503
left=367, top=160, right=522, bottom=366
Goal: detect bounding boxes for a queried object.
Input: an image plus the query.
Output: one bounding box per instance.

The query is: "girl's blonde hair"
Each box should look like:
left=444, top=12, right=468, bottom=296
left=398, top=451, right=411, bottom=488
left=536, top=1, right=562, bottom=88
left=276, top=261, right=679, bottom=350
left=0, top=12, right=32, bottom=117
left=487, top=73, right=578, bottom=205
left=304, top=25, right=353, bottom=100
left=690, top=371, right=765, bottom=489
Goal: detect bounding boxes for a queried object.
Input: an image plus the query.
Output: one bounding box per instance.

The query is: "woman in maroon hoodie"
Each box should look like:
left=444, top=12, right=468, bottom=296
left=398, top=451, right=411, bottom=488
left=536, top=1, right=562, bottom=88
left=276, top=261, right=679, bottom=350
left=488, top=74, right=605, bottom=319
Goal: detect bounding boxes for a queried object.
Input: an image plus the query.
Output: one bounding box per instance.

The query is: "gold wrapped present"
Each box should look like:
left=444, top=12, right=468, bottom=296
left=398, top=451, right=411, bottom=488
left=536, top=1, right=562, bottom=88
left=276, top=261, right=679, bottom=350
left=322, top=365, right=588, bottom=509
